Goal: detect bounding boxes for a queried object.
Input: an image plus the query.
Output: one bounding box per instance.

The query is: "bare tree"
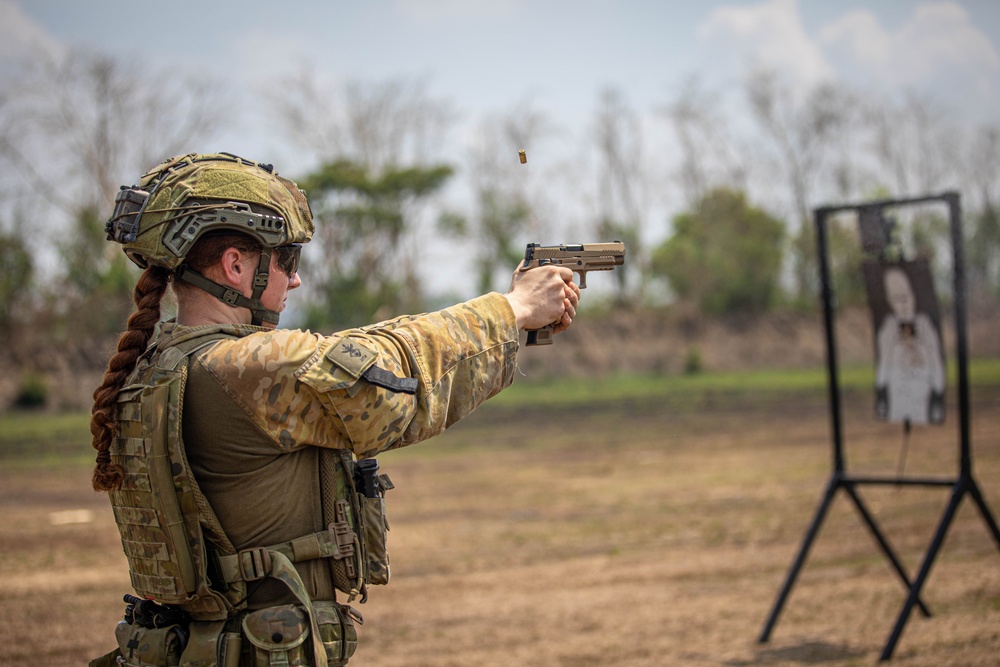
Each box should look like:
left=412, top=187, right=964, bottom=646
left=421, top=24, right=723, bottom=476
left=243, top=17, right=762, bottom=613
left=590, top=86, right=648, bottom=300
left=662, top=76, right=748, bottom=206
left=745, top=69, right=855, bottom=227
left=964, top=124, right=1000, bottom=301
left=1, top=50, right=223, bottom=217
left=864, top=90, right=960, bottom=198
left=268, top=72, right=459, bottom=317
left=743, top=70, right=858, bottom=305
left=460, top=103, right=554, bottom=294
left=966, top=124, right=1000, bottom=212
left=269, top=70, right=455, bottom=171
left=0, top=48, right=224, bottom=335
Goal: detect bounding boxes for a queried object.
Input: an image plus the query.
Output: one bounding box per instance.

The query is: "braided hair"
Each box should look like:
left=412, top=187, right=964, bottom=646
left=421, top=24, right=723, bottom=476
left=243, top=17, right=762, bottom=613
left=90, top=266, right=170, bottom=491
left=89, top=233, right=264, bottom=492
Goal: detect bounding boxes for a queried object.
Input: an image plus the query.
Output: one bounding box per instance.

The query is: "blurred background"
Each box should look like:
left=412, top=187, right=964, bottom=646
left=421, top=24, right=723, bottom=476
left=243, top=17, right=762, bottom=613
left=2, top=4, right=1000, bottom=664
left=1, top=0, right=999, bottom=408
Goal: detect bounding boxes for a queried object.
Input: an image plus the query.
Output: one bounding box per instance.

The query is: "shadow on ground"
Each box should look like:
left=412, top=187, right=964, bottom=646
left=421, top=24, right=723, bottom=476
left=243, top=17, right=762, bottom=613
left=727, top=640, right=868, bottom=665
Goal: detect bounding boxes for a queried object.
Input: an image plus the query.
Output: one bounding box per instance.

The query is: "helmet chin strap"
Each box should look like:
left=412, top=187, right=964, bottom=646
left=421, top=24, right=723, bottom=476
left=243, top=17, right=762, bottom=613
left=174, top=249, right=280, bottom=326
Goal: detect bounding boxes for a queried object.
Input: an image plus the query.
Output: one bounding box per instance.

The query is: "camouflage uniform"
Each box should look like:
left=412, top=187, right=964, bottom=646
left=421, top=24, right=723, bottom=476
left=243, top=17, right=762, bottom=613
left=96, top=153, right=525, bottom=666
left=167, top=292, right=518, bottom=608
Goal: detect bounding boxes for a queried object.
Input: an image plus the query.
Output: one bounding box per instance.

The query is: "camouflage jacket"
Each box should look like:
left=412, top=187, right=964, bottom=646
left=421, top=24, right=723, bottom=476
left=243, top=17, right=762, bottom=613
left=159, top=292, right=519, bottom=606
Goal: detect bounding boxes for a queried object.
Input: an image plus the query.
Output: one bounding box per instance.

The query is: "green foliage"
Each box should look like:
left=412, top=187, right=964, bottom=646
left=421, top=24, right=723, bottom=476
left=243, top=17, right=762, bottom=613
left=14, top=373, right=48, bottom=409
left=55, top=205, right=137, bottom=335
left=683, top=346, right=703, bottom=375
left=300, top=159, right=455, bottom=328
left=0, top=411, right=91, bottom=465
left=486, top=357, right=1000, bottom=410
left=967, top=203, right=1000, bottom=299
left=597, top=216, right=639, bottom=300
left=651, top=188, right=785, bottom=316
left=0, top=231, right=34, bottom=327
left=471, top=189, right=532, bottom=294
left=59, top=205, right=107, bottom=293
left=826, top=216, right=867, bottom=308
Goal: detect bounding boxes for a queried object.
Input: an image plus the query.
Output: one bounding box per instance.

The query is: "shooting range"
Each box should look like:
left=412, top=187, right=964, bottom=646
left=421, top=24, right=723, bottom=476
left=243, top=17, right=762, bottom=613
left=758, top=192, right=1000, bottom=661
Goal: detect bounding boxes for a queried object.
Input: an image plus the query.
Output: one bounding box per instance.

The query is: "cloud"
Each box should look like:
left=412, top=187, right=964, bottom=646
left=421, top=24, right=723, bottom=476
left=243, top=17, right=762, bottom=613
left=0, top=0, right=64, bottom=62
left=699, top=0, right=835, bottom=85
left=395, top=0, right=521, bottom=21
left=819, top=2, right=1000, bottom=92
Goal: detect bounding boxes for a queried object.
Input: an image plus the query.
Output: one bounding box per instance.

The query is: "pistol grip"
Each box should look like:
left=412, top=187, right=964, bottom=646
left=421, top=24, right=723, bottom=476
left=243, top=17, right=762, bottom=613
left=526, top=328, right=554, bottom=346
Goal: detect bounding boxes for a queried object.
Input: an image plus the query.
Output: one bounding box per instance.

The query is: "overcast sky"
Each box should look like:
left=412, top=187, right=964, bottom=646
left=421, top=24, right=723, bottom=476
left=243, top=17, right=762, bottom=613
left=5, top=0, right=998, bottom=162
left=3, top=0, right=999, bottom=299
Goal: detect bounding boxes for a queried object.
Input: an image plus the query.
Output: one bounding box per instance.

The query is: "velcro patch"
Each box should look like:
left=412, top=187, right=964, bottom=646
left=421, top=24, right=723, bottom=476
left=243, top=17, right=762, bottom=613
left=325, top=338, right=377, bottom=378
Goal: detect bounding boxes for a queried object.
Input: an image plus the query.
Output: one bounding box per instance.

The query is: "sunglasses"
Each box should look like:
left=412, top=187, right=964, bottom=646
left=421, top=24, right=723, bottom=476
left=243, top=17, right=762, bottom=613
left=274, top=244, right=302, bottom=276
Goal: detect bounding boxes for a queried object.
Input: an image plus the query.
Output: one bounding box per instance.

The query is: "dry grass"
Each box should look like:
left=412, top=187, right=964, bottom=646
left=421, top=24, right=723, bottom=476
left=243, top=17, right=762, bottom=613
left=1, top=386, right=998, bottom=666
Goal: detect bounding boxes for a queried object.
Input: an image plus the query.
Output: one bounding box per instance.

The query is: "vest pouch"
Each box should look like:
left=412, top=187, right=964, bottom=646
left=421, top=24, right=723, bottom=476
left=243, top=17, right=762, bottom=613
left=359, top=492, right=390, bottom=586
left=314, top=601, right=360, bottom=666
left=114, top=620, right=186, bottom=667
left=180, top=620, right=241, bottom=667
left=242, top=605, right=310, bottom=667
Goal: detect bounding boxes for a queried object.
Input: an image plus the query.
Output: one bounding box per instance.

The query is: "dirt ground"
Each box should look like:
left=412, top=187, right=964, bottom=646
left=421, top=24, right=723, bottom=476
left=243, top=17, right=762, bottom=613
left=1, top=386, right=998, bottom=666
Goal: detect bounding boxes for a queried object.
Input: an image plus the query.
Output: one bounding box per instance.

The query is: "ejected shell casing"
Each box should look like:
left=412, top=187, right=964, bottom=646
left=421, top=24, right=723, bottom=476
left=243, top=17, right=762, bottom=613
left=518, top=149, right=527, bottom=164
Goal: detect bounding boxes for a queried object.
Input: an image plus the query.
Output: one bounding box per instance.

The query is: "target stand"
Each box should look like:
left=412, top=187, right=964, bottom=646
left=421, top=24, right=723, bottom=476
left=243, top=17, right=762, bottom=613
left=758, top=192, right=1000, bottom=661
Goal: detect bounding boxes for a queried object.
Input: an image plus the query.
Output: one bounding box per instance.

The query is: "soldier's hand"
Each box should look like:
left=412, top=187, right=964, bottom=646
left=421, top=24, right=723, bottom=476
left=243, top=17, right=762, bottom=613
left=504, top=265, right=580, bottom=333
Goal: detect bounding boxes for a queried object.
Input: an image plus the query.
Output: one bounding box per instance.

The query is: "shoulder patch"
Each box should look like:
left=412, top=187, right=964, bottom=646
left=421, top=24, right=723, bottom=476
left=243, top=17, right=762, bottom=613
left=325, top=337, right=377, bottom=378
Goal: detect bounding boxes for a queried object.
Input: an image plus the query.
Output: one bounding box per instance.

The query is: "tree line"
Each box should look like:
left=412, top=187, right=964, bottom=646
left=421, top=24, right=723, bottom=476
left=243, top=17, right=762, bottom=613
left=1, top=49, right=999, bottom=346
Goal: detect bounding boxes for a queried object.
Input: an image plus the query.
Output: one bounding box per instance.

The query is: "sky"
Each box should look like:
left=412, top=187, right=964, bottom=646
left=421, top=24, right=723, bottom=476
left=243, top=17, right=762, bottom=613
left=2, top=0, right=1000, bottom=299
left=6, top=0, right=999, bottom=159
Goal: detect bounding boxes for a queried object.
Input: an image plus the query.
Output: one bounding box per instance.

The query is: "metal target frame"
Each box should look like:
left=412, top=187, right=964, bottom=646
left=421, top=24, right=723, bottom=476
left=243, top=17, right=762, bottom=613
left=757, top=191, right=1000, bottom=661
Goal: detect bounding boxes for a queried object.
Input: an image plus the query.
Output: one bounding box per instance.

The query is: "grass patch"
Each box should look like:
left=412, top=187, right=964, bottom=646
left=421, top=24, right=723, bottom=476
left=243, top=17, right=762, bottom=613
left=2, top=358, right=998, bottom=464
left=0, top=411, right=92, bottom=465
left=495, top=357, right=1000, bottom=409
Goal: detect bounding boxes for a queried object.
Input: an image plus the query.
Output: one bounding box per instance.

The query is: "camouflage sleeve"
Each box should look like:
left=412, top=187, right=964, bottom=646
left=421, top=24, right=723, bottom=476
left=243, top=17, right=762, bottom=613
left=299, top=292, right=520, bottom=457
left=197, top=293, right=519, bottom=458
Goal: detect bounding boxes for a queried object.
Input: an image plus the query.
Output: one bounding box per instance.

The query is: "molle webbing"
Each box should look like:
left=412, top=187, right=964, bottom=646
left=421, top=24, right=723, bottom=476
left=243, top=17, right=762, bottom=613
left=322, top=449, right=363, bottom=596
left=109, top=335, right=241, bottom=619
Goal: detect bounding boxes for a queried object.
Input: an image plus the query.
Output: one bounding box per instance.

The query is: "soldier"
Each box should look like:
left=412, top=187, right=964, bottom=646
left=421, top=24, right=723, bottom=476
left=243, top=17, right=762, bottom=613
left=89, top=153, right=579, bottom=667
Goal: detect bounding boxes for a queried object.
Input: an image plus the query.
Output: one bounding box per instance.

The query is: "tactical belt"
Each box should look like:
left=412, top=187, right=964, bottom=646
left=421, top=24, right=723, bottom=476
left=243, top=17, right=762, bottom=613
left=214, top=544, right=359, bottom=667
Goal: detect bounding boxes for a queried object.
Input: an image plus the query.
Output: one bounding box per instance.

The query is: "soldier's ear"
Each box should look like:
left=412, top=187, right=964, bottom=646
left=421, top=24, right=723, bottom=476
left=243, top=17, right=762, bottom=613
left=217, top=247, right=248, bottom=288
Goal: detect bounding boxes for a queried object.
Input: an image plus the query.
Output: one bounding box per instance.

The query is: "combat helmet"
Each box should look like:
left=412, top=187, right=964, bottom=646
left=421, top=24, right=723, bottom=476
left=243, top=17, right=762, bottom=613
left=105, top=152, right=314, bottom=325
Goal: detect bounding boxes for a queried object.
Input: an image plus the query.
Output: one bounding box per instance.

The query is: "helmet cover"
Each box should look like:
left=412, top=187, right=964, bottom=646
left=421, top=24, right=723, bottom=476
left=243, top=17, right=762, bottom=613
left=107, top=152, right=313, bottom=270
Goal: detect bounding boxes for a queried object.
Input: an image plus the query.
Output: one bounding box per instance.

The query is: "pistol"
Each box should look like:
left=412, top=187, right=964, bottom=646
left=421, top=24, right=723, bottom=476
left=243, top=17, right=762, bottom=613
left=518, top=241, right=625, bottom=346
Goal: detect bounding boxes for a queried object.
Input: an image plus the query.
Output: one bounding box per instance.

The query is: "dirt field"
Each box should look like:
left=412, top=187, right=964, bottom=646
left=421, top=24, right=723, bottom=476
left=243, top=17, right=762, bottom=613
left=1, top=385, right=998, bottom=666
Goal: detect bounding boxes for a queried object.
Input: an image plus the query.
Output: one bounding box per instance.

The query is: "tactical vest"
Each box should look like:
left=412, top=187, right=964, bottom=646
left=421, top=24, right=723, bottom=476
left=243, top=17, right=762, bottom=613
left=104, top=328, right=392, bottom=666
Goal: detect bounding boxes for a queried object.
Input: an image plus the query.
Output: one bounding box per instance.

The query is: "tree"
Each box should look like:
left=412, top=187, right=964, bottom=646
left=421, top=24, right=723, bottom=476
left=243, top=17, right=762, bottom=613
left=0, top=49, right=222, bottom=334
left=2, top=50, right=222, bottom=215
left=591, top=86, right=647, bottom=301
left=300, top=159, right=454, bottom=328
left=662, top=76, right=748, bottom=206
left=964, top=124, right=1000, bottom=301
left=865, top=91, right=959, bottom=198
left=0, top=228, right=33, bottom=329
left=451, top=104, right=553, bottom=296
left=270, top=73, right=454, bottom=171
left=745, top=70, right=854, bottom=226
left=967, top=203, right=1000, bottom=301
left=270, top=74, right=461, bottom=320
left=744, top=70, right=856, bottom=305
left=651, top=188, right=785, bottom=316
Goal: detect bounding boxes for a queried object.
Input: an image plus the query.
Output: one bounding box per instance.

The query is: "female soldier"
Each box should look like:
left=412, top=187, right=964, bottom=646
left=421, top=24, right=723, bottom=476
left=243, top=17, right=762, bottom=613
left=89, top=153, right=578, bottom=667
